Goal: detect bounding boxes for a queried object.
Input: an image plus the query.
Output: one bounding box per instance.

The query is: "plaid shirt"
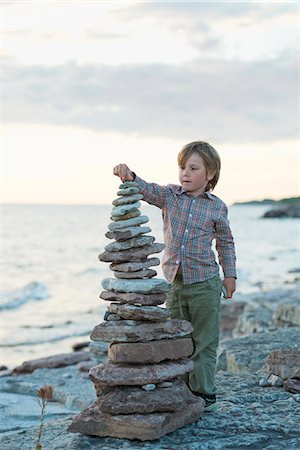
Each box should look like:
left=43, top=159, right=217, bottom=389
left=135, top=176, right=237, bottom=285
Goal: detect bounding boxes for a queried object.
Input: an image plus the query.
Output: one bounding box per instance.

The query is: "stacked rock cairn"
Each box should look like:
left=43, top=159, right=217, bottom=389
left=69, top=181, right=205, bottom=441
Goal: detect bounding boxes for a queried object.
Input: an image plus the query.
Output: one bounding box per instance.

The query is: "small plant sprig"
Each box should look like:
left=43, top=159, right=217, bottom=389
left=34, top=385, right=54, bottom=450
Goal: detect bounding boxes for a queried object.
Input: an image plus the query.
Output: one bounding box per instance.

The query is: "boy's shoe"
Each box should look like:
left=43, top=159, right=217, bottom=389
left=191, top=391, right=218, bottom=412
left=204, top=401, right=218, bottom=412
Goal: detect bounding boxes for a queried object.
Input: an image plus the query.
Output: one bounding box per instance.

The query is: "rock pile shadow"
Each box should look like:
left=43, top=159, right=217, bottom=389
left=68, top=181, right=204, bottom=440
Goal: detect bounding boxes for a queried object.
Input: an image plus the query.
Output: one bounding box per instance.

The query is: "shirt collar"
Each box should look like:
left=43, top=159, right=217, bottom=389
left=176, top=185, right=214, bottom=200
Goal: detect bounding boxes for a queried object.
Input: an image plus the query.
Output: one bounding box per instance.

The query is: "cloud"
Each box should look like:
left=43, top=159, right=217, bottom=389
left=3, top=50, right=297, bottom=144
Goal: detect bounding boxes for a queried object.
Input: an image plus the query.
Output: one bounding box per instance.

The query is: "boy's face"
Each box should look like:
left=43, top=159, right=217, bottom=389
left=179, top=152, right=215, bottom=197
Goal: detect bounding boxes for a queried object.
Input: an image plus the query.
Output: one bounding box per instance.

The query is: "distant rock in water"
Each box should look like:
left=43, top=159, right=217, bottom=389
left=1, top=281, right=49, bottom=310
left=262, top=203, right=300, bottom=218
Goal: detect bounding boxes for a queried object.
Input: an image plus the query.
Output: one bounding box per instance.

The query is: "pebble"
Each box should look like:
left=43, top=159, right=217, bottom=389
left=268, top=374, right=284, bottom=387
left=259, top=378, right=271, bottom=387
left=142, top=384, right=156, bottom=391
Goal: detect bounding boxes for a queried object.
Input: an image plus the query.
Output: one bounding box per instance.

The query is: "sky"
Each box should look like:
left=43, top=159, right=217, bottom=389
left=2, top=0, right=299, bottom=205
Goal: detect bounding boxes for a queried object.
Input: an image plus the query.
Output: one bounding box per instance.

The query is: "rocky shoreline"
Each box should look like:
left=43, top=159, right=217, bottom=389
left=1, top=285, right=299, bottom=449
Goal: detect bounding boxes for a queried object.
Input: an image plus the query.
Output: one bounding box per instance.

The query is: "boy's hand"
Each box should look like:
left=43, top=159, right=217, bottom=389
left=113, top=164, right=135, bottom=182
left=223, top=277, right=236, bottom=299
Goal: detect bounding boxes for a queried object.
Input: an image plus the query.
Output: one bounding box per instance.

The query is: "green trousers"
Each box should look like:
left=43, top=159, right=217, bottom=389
left=166, top=274, right=223, bottom=397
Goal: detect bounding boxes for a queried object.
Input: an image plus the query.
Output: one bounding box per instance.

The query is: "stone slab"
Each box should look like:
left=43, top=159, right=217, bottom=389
left=101, top=277, right=170, bottom=294
left=112, top=193, right=143, bottom=206
left=111, top=210, right=141, bottom=221
left=266, top=348, right=300, bottom=379
left=105, top=226, right=151, bottom=241
left=113, top=268, right=157, bottom=279
left=108, top=338, right=193, bottom=364
left=89, top=358, right=194, bottom=386
left=12, top=352, right=91, bottom=374
left=68, top=397, right=204, bottom=441
left=96, top=379, right=203, bottom=414
left=107, top=303, right=170, bottom=322
left=108, top=215, right=149, bottom=231
left=117, top=187, right=139, bottom=196
left=90, top=319, right=193, bottom=343
left=110, top=258, right=160, bottom=272
left=104, top=235, right=154, bottom=252
left=100, top=291, right=166, bottom=306
left=111, top=202, right=141, bottom=217
left=99, top=243, right=165, bottom=263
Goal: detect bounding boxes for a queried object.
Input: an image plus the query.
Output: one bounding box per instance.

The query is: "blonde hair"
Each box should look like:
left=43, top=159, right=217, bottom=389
left=177, top=141, right=221, bottom=191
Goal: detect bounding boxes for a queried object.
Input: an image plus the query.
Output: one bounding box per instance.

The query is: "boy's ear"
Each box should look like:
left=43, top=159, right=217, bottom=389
left=207, top=170, right=216, bottom=181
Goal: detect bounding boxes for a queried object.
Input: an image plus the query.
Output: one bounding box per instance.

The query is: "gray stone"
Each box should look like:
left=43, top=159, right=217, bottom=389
left=104, top=235, right=154, bottom=252
left=100, top=290, right=166, bottom=305
left=268, top=374, right=283, bottom=387
left=119, top=181, right=138, bottom=188
left=111, top=201, right=141, bottom=217
left=97, top=379, right=202, bottom=414
left=158, top=381, right=173, bottom=388
left=259, top=378, right=271, bottom=387
left=218, top=328, right=300, bottom=374
left=142, top=384, right=156, bottom=391
left=99, top=243, right=165, bottom=263
left=266, top=348, right=300, bottom=379
left=106, top=226, right=151, bottom=241
left=108, top=338, right=194, bottom=364
left=90, top=319, right=193, bottom=343
left=110, top=257, right=160, bottom=272
left=112, top=193, right=143, bottom=206
left=68, top=397, right=204, bottom=441
left=101, top=277, right=170, bottom=294
left=111, top=209, right=141, bottom=221
left=113, top=268, right=157, bottom=279
left=12, top=352, right=91, bottom=374
left=89, top=358, right=194, bottom=386
left=117, top=187, right=139, bottom=196
left=108, top=215, right=149, bottom=230
left=108, top=303, right=170, bottom=321
left=221, top=301, right=247, bottom=338
left=274, top=300, right=300, bottom=326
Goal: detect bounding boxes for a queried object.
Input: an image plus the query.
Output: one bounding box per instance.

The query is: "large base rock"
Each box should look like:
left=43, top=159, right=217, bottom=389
left=68, top=398, right=204, bottom=441
left=108, top=338, right=193, bottom=364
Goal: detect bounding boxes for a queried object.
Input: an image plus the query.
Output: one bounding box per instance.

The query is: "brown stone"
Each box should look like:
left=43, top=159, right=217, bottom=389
left=97, top=379, right=202, bottom=414
left=284, top=378, right=300, bottom=394
left=111, top=210, right=141, bottom=221
left=98, top=243, right=165, bottom=263
left=113, top=268, right=157, bottom=279
left=89, top=359, right=194, bottom=386
left=90, top=319, right=193, bottom=343
left=100, top=290, right=166, bottom=306
left=107, top=303, right=170, bottom=322
left=68, top=397, right=204, bottom=441
left=266, top=348, right=300, bottom=380
left=108, top=338, right=194, bottom=364
left=110, top=258, right=160, bottom=272
left=12, top=351, right=91, bottom=374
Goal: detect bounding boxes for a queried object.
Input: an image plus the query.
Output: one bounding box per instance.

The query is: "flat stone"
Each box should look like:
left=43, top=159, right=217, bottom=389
left=104, top=235, right=154, bottom=252
left=108, top=338, right=194, bottom=364
left=111, top=210, right=141, bottom=221
left=142, top=384, right=156, bottom=391
left=117, top=187, right=139, bottom=196
left=96, top=379, right=203, bottom=414
left=101, top=277, right=170, bottom=294
left=112, top=194, right=143, bottom=206
left=12, top=352, right=91, bottom=374
left=110, top=258, right=160, bottom=272
left=284, top=378, right=300, bottom=394
left=90, top=319, right=193, bottom=343
left=108, top=215, right=149, bottom=230
left=111, top=202, right=141, bottom=217
left=105, top=226, right=151, bottom=241
left=89, top=358, right=194, bottom=386
left=68, top=397, right=204, bottom=441
left=119, top=181, right=138, bottom=188
left=100, top=291, right=166, bottom=305
left=107, top=303, right=170, bottom=322
left=113, top=268, right=157, bottom=279
left=266, top=348, right=300, bottom=380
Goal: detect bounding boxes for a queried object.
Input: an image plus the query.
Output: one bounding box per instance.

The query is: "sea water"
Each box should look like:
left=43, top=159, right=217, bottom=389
left=1, top=203, right=299, bottom=368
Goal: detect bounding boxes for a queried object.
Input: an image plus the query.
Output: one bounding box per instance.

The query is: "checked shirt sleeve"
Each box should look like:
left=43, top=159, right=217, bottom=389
left=215, top=203, right=237, bottom=279
left=134, top=175, right=169, bottom=209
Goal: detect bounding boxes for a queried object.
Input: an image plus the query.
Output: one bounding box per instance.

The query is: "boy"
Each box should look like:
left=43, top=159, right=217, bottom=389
left=113, top=141, right=237, bottom=409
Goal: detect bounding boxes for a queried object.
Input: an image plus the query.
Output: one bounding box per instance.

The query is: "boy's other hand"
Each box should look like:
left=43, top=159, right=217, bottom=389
left=113, top=164, right=135, bottom=182
left=223, top=277, right=236, bottom=299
